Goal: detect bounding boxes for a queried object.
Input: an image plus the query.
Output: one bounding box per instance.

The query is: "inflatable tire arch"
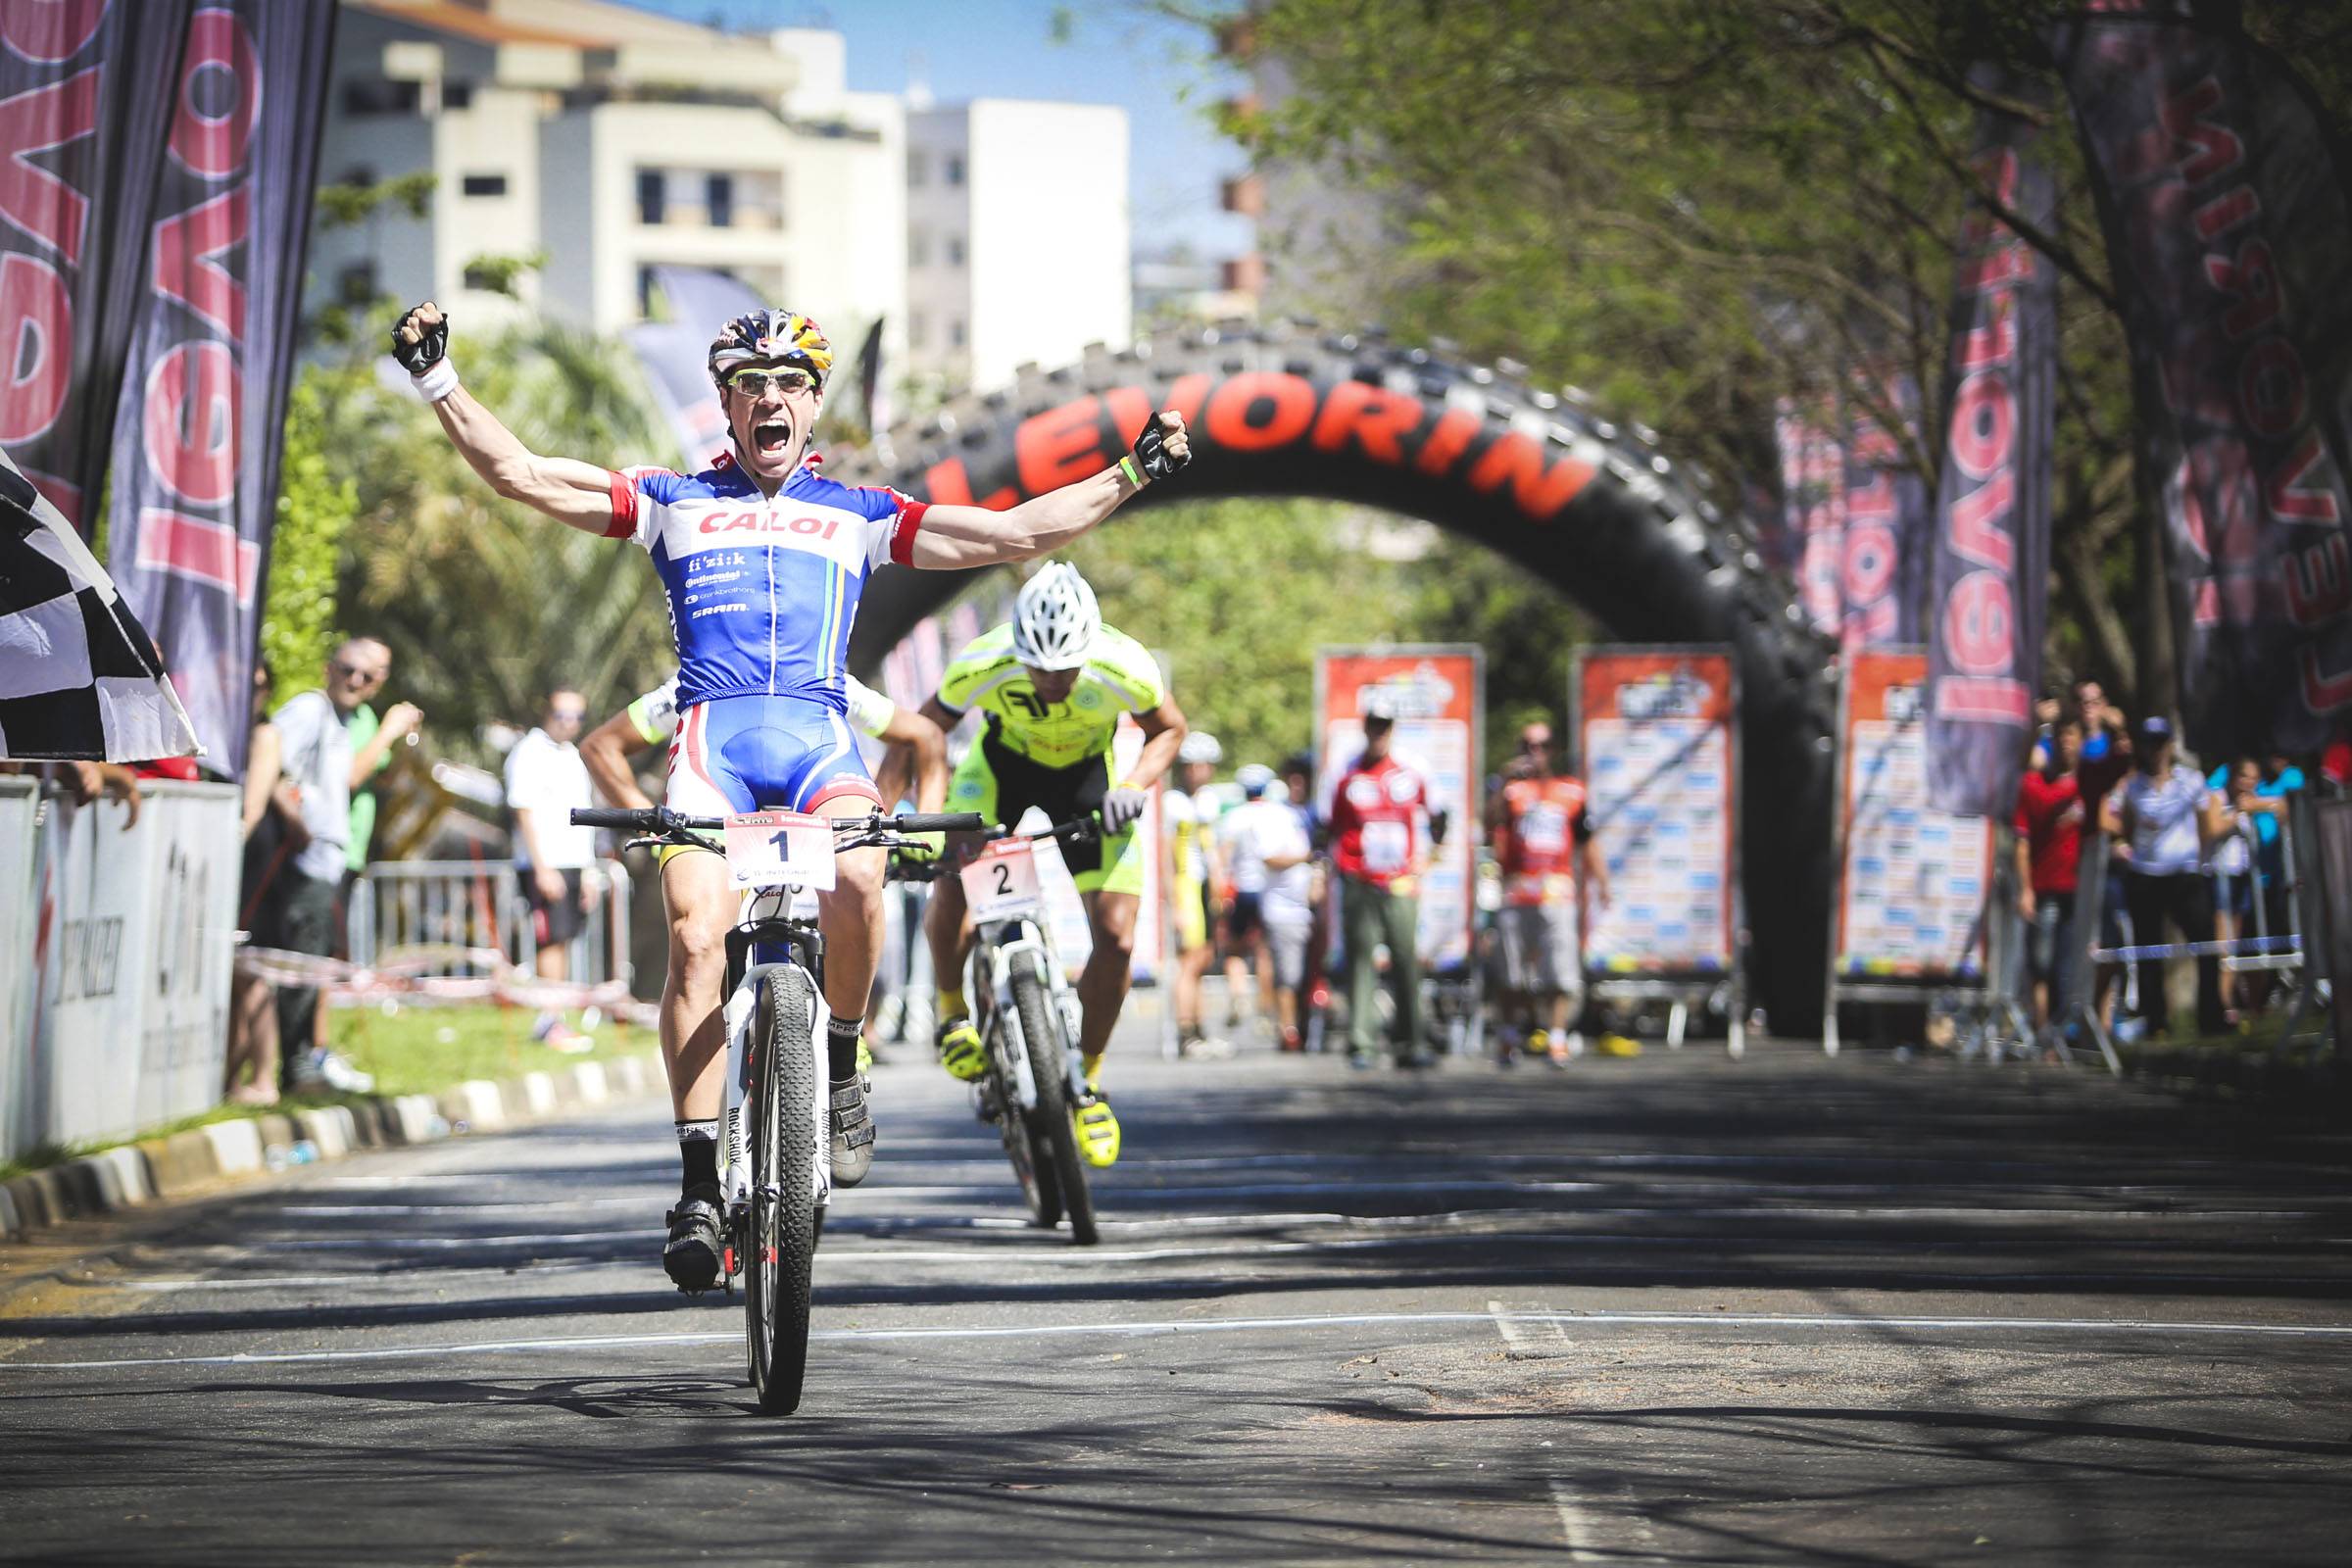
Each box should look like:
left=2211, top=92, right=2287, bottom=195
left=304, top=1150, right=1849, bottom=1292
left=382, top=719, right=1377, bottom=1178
left=837, top=322, right=1838, bottom=1032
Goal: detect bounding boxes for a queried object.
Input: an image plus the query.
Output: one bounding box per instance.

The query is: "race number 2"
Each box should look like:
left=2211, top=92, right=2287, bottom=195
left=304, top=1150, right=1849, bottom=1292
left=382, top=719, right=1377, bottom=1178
left=961, top=839, right=1044, bottom=919
left=723, top=810, right=837, bottom=891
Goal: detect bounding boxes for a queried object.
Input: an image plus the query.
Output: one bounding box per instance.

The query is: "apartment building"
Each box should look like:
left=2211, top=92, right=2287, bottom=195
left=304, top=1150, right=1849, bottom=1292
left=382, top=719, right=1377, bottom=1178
left=905, top=99, right=1131, bottom=395
left=313, top=0, right=905, bottom=366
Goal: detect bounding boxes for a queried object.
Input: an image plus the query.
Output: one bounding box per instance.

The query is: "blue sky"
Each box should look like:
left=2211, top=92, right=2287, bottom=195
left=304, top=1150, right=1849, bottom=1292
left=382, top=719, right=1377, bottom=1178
left=631, top=0, right=1255, bottom=260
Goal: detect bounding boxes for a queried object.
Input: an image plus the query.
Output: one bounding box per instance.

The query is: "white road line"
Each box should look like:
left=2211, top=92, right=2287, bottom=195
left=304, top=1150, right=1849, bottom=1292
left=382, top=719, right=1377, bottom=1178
left=1491, top=1301, right=1599, bottom=1558
left=11, top=1306, right=2352, bottom=1373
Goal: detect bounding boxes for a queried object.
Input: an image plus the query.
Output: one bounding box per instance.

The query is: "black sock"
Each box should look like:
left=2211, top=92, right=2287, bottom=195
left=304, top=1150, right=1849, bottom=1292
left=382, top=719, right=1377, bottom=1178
left=676, top=1119, right=718, bottom=1194
left=827, top=1014, right=863, bottom=1081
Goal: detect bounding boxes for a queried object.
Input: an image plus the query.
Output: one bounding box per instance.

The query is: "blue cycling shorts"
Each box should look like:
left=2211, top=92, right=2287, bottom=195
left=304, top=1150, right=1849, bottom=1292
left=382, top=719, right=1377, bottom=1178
left=665, top=693, right=880, bottom=818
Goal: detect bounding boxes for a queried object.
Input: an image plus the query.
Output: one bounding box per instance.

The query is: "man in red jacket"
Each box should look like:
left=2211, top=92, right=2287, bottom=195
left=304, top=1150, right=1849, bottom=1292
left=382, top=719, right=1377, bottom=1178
left=1328, top=694, right=1435, bottom=1069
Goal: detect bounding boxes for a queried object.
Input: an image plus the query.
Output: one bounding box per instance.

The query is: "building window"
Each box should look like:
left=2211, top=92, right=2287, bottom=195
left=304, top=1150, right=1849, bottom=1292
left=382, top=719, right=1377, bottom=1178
left=442, top=80, right=475, bottom=110
left=706, top=172, right=734, bottom=228
left=945, top=153, right=965, bottom=185
left=906, top=150, right=927, bottom=187
left=946, top=233, right=965, bottom=268
left=337, top=261, right=377, bottom=306
left=340, top=165, right=376, bottom=188
left=907, top=227, right=928, bottom=268
left=461, top=172, right=507, bottom=198
left=636, top=169, right=664, bottom=225
left=950, top=318, right=966, bottom=348
left=341, top=78, right=420, bottom=117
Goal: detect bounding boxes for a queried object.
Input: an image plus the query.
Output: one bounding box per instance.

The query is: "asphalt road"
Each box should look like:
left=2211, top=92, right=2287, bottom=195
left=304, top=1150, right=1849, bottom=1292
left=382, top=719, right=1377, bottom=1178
left=4, top=1018, right=2349, bottom=1566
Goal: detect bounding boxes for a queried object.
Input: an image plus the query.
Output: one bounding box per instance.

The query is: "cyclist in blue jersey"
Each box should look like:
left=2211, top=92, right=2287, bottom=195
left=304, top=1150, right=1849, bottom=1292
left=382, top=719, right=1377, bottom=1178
left=392, top=300, right=1190, bottom=1291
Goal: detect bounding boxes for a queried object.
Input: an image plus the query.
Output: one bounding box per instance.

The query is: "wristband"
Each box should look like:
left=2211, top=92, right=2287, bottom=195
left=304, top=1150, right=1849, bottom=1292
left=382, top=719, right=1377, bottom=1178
left=1117, top=454, right=1143, bottom=489
left=412, top=360, right=460, bottom=403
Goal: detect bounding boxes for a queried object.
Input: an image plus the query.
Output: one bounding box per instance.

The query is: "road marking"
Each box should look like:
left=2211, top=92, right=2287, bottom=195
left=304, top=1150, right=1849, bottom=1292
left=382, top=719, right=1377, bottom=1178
left=1491, top=1301, right=1603, bottom=1558
left=12, top=1306, right=2352, bottom=1372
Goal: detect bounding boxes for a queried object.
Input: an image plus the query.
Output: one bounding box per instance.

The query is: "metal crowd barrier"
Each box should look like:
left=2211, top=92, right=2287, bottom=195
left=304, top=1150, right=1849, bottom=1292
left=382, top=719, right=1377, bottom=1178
left=2057, top=787, right=2317, bottom=1072
left=346, top=858, right=633, bottom=993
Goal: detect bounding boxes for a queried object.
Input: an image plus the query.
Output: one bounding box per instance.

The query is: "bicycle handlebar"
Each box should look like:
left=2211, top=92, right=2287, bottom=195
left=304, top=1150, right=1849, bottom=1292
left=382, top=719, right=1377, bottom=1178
left=569, top=806, right=985, bottom=837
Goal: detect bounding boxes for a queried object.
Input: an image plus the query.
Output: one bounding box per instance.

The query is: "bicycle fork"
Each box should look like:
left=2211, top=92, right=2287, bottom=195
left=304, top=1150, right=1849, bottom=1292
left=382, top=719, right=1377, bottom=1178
left=721, top=962, right=834, bottom=1213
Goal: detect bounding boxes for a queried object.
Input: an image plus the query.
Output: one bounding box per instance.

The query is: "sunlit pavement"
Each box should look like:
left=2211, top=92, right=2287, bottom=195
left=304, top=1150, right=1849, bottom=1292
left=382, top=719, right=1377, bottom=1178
left=4, top=1012, right=2349, bottom=1565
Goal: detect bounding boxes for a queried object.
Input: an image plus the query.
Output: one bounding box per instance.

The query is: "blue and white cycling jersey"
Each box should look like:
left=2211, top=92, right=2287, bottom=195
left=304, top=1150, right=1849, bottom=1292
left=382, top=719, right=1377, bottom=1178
left=605, top=453, right=927, bottom=714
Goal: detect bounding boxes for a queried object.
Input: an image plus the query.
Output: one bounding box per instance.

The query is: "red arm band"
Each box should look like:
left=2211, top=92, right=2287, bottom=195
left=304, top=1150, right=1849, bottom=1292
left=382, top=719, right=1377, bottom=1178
left=890, top=500, right=928, bottom=564
left=604, top=470, right=636, bottom=540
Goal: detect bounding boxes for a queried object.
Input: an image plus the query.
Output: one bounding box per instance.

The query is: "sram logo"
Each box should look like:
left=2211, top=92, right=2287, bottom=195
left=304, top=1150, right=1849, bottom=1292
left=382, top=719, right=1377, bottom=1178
left=696, top=511, right=844, bottom=538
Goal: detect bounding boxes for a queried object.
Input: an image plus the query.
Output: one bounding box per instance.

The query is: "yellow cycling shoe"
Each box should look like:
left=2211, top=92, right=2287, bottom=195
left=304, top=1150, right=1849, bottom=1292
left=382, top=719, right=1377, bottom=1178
left=1595, top=1033, right=1642, bottom=1057
left=1073, top=1090, right=1120, bottom=1167
left=935, top=1017, right=986, bottom=1082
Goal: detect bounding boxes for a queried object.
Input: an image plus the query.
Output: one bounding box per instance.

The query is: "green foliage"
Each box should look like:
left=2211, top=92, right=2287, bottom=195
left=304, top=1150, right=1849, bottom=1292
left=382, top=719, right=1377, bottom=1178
left=263, top=370, right=359, bottom=699
left=1058, top=497, right=1587, bottom=773
left=460, top=249, right=549, bottom=298
left=315, top=171, right=436, bottom=231
left=318, top=306, right=679, bottom=763
left=1222, top=0, right=2352, bottom=710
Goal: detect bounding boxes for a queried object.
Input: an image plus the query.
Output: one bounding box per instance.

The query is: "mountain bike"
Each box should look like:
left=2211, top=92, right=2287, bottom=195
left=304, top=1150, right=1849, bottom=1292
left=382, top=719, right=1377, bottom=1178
left=572, top=804, right=978, bottom=1413
left=954, top=814, right=1104, bottom=1246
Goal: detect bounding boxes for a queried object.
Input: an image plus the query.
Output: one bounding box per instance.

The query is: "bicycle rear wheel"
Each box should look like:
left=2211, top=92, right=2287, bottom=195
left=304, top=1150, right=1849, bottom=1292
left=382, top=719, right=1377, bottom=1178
left=746, top=963, right=817, bottom=1414
left=1012, top=963, right=1098, bottom=1246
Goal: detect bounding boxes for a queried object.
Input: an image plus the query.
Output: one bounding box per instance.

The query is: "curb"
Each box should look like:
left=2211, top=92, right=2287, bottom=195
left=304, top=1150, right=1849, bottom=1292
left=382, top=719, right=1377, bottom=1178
left=0, top=1050, right=665, bottom=1243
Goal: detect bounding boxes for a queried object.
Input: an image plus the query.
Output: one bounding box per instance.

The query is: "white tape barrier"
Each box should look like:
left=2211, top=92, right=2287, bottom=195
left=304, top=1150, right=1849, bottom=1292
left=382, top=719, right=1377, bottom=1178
left=6, top=781, right=241, bottom=1161
left=234, top=943, right=658, bottom=1027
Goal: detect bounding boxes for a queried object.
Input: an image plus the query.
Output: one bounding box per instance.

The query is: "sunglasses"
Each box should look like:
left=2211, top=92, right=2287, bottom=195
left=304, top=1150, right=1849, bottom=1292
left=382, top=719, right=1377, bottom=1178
left=549, top=708, right=587, bottom=722
left=726, top=366, right=817, bottom=398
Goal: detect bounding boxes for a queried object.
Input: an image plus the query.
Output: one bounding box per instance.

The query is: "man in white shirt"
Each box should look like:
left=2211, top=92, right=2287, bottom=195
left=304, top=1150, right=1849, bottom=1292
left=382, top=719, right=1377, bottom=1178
left=506, top=689, right=598, bottom=1046
left=2102, top=714, right=2228, bottom=1039
left=1218, top=764, right=1314, bottom=1047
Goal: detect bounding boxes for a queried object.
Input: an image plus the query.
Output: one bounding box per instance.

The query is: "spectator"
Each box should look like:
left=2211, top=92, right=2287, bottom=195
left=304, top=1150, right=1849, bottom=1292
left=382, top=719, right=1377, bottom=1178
left=2210, top=753, right=2304, bottom=938
left=313, top=639, right=419, bottom=1060
left=1490, top=720, right=1608, bottom=1065
left=1328, top=694, right=1435, bottom=1069
left=2102, top=715, right=2228, bottom=1040
left=1275, top=752, right=1323, bottom=1053
left=1162, top=731, right=1228, bottom=1055
left=1219, top=763, right=1314, bottom=1050
left=2013, top=708, right=2087, bottom=1039
left=2075, top=678, right=2129, bottom=765
left=270, top=641, right=386, bottom=1093
left=506, top=686, right=598, bottom=1052
left=226, top=663, right=304, bottom=1104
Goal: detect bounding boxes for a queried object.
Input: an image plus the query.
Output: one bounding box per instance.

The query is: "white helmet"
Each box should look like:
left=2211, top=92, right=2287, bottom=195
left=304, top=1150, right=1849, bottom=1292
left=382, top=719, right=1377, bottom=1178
left=1237, top=762, right=1277, bottom=798
left=1178, top=731, right=1223, bottom=766
left=1011, top=563, right=1101, bottom=671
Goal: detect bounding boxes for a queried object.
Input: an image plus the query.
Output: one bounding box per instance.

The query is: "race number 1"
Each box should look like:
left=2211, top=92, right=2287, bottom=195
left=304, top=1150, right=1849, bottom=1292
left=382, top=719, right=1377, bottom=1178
left=723, top=810, right=837, bottom=891
left=961, top=839, right=1043, bottom=919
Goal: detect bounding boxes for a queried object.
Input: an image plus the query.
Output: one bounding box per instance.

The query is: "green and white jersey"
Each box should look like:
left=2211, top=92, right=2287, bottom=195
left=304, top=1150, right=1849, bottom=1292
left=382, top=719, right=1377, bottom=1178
left=627, top=671, right=895, bottom=747
left=936, top=622, right=1165, bottom=769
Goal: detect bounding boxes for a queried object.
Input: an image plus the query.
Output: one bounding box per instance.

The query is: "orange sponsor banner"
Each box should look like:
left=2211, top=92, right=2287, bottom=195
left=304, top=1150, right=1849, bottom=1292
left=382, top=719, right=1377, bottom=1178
left=1835, top=650, right=1995, bottom=980
left=1576, top=649, right=1737, bottom=975
left=1317, top=649, right=1482, bottom=968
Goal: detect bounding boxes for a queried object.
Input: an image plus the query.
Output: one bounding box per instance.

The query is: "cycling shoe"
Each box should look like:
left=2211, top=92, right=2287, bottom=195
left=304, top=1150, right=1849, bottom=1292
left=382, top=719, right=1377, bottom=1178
left=830, top=1075, right=877, bottom=1188
left=662, top=1185, right=725, bottom=1294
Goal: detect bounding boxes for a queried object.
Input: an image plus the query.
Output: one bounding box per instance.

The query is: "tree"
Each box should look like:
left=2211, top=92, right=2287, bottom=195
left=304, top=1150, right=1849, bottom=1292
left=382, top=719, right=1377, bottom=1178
left=263, top=370, right=359, bottom=698
left=1212, top=0, right=2352, bottom=712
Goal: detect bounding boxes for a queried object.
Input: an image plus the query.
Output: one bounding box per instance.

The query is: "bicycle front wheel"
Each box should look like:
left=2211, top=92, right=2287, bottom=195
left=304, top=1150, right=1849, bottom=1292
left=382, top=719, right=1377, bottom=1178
left=747, top=963, right=818, bottom=1414
left=1012, top=963, right=1098, bottom=1246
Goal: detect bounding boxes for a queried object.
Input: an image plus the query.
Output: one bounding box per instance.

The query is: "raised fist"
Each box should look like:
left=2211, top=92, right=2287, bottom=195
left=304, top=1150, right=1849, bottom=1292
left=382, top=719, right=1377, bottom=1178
left=1132, top=411, right=1192, bottom=481
left=390, top=302, right=448, bottom=375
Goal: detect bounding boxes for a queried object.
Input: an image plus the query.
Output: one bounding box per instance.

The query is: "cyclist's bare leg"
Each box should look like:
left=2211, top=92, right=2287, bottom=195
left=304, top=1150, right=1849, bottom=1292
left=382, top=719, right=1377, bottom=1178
left=660, top=849, right=733, bottom=1120
left=1175, top=926, right=1213, bottom=1038
left=811, top=794, right=888, bottom=1027
left=923, top=828, right=988, bottom=1011
left=1076, top=888, right=1139, bottom=1066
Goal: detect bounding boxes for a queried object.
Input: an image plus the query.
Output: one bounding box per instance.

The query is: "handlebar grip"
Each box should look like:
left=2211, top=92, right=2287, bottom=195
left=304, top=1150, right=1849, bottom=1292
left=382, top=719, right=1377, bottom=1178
left=571, top=808, right=653, bottom=829
left=895, top=812, right=986, bottom=832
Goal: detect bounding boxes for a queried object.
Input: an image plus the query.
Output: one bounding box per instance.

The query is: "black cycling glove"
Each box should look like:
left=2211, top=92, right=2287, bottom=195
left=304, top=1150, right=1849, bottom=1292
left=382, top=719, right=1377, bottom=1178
left=1132, top=415, right=1188, bottom=482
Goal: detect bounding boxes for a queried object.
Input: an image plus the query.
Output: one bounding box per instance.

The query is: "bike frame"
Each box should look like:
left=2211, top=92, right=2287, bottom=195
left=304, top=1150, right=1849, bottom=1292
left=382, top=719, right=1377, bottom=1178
left=720, top=890, right=831, bottom=1219
left=968, top=912, right=1087, bottom=1113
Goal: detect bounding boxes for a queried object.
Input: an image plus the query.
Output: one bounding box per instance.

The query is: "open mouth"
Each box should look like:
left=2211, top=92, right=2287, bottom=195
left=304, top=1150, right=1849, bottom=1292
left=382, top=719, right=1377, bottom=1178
left=753, top=416, right=793, bottom=458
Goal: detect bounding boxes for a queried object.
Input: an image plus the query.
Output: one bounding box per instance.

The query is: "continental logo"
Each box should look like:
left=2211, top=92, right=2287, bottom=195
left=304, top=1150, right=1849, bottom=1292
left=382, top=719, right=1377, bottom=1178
left=913, top=371, right=1595, bottom=522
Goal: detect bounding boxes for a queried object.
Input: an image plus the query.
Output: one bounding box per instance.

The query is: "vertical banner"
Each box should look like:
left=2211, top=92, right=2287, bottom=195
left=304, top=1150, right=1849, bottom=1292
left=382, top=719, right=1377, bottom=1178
left=2054, top=10, right=2352, bottom=756
left=1841, top=373, right=1931, bottom=650
left=1315, top=648, right=1482, bottom=969
left=1837, top=650, right=1996, bottom=982
left=1576, top=649, right=1737, bottom=976
left=1776, top=397, right=1848, bottom=638
left=1925, top=68, right=2057, bottom=817
left=0, top=0, right=191, bottom=531
left=110, top=1, right=338, bottom=776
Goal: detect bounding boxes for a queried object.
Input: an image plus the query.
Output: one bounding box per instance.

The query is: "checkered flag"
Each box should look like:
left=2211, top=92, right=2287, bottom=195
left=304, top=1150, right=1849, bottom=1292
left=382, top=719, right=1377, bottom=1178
left=0, top=445, right=198, bottom=762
